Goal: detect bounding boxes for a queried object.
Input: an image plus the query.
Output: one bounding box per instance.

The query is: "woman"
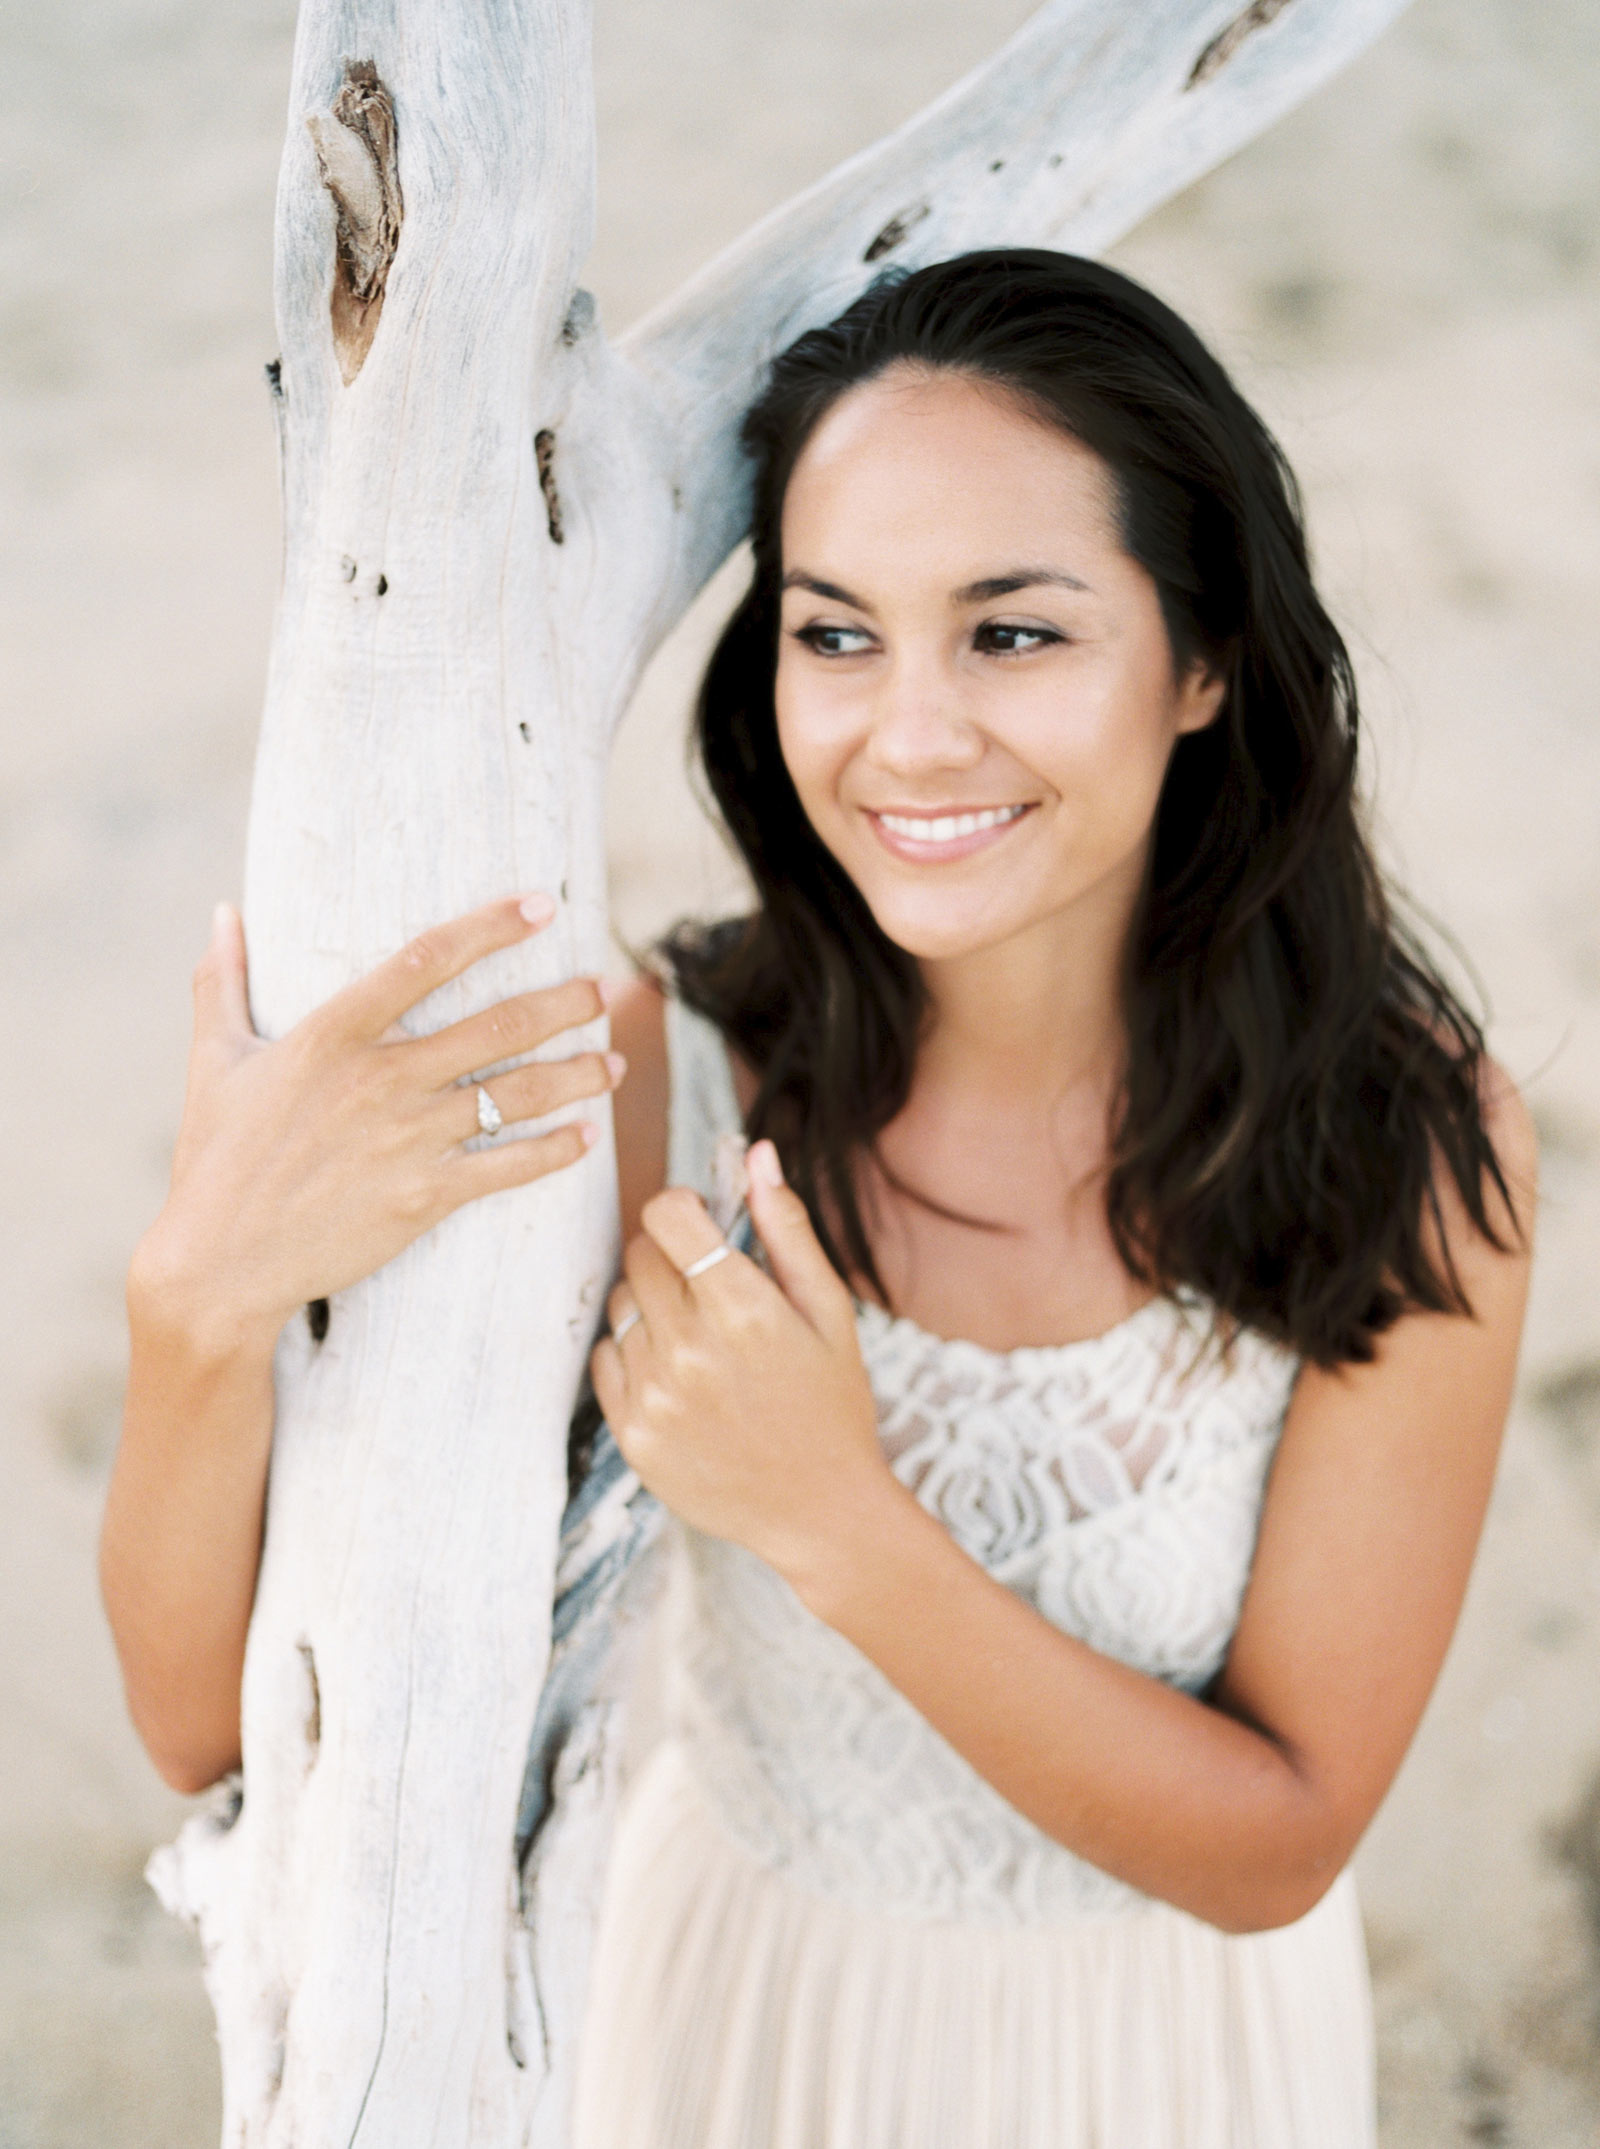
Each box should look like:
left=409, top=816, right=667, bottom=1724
left=103, top=253, right=1535, bottom=2148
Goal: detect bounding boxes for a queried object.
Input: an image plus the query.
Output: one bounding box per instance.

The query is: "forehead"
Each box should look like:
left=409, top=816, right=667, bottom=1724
left=780, top=366, right=1121, bottom=577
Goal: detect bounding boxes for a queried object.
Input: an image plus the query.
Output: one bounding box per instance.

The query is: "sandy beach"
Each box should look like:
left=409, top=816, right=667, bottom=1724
left=2, top=0, right=1597, bottom=2139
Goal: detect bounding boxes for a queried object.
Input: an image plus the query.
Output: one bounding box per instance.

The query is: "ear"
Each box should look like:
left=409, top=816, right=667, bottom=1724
left=1174, top=651, right=1228, bottom=737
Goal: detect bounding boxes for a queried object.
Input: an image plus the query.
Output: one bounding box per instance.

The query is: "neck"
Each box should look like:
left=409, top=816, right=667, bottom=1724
left=913, top=874, right=1138, bottom=1114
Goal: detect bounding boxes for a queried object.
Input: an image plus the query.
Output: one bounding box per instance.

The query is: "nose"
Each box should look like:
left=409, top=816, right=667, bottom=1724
left=863, top=654, right=984, bottom=780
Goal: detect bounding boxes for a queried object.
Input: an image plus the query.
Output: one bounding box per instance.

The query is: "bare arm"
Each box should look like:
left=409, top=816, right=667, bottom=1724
left=100, top=1288, right=279, bottom=1793
left=596, top=1080, right=1536, bottom=1933
left=101, top=896, right=623, bottom=1793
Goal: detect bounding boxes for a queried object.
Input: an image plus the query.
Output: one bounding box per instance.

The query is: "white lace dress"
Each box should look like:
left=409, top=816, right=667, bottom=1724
left=572, top=1000, right=1375, bottom=2149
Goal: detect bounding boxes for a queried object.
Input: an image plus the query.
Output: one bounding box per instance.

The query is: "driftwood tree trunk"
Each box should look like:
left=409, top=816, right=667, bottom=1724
left=150, top=1, right=1408, bottom=2142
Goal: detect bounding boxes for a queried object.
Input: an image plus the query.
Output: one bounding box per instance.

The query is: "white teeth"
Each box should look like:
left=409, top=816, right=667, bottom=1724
left=877, top=804, right=1027, bottom=843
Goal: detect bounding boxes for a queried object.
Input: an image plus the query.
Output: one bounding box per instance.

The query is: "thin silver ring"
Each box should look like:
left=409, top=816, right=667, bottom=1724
left=611, top=1308, right=642, bottom=1346
left=681, top=1241, right=733, bottom=1281
left=475, top=1085, right=503, bottom=1138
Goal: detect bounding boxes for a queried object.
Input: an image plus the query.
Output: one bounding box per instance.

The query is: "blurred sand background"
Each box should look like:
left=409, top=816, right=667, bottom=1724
left=3, top=0, right=1599, bottom=2141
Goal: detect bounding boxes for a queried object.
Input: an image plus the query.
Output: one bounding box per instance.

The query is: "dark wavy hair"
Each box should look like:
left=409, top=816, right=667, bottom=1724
left=662, top=249, right=1510, bottom=1367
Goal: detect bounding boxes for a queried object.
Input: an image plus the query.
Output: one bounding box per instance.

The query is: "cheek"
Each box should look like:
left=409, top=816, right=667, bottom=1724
left=997, top=669, right=1185, bottom=877
left=1009, top=663, right=1176, bottom=801
left=774, top=669, right=856, bottom=823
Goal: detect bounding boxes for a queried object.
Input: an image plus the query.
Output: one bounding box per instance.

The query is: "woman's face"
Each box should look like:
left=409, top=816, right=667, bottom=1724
left=774, top=365, right=1223, bottom=969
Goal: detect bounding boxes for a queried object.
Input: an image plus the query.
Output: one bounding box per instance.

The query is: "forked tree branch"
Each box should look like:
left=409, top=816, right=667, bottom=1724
left=620, top=0, right=1409, bottom=640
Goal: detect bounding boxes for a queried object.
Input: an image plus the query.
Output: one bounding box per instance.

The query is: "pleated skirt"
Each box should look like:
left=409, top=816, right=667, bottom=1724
left=572, top=1742, right=1375, bottom=2149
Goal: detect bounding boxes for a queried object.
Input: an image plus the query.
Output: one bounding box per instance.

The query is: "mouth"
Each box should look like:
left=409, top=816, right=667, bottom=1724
left=865, top=801, right=1037, bottom=863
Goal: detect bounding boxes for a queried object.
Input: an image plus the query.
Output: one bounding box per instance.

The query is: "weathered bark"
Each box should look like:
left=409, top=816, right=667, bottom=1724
left=148, top=2, right=1410, bottom=2143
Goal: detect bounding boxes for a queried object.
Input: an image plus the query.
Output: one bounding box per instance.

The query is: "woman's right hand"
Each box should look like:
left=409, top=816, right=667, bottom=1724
left=132, top=891, right=621, bottom=1353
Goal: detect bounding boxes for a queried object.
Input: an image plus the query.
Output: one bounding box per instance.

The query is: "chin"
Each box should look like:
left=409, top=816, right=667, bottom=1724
left=857, top=888, right=1025, bottom=965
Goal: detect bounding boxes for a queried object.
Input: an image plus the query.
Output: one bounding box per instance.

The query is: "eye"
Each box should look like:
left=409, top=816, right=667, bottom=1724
left=973, top=620, right=1063, bottom=656
left=790, top=621, right=876, bottom=657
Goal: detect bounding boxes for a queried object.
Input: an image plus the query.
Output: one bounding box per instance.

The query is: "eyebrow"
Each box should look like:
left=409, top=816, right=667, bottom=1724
left=780, top=566, right=1092, bottom=609
left=781, top=572, right=866, bottom=607
left=958, top=568, right=1091, bottom=601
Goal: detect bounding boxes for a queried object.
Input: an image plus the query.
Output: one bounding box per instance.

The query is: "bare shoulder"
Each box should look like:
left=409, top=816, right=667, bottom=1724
left=1405, top=1051, right=1538, bottom=1358
left=607, top=974, right=668, bottom=1243
left=1476, top=1053, right=1540, bottom=1243
left=1289, top=1053, right=1537, bottom=1442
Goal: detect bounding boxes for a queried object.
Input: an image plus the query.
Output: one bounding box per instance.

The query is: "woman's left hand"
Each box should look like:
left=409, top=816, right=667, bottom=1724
left=590, top=1140, right=893, bottom=1586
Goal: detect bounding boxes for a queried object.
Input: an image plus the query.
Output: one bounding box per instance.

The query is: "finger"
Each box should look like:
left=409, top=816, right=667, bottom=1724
left=448, top=1050, right=623, bottom=1144
left=622, top=1231, right=696, bottom=1337
left=605, top=1284, right=649, bottom=1359
left=745, top=1140, right=857, bottom=1347
left=448, top=1117, right=599, bottom=1203
left=414, top=977, right=611, bottom=1088
left=334, top=892, right=558, bottom=1040
left=590, top=1337, right=627, bottom=1425
left=606, top=1282, right=641, bottom=1336
left=191, top=902, right=255, bottom=1045
left=639, top=1187, right=731, bottom=1277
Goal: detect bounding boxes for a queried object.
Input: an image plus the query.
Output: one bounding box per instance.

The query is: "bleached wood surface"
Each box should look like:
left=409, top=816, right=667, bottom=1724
left=147, top=0, right=1409, bottom=2142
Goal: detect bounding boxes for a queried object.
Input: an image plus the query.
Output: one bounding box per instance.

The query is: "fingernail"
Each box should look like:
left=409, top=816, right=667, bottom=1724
left=518, top=891, right=557, bottom=926
left=580, top=1121, right=600, bottom=1149
left=605, top=1052, right=627, bottom=1085
left=749, top=1139, right=784, bottom=1188
left=596, top=976, right=620, bottom=1007
left=210, top=901, right=231, bottom=942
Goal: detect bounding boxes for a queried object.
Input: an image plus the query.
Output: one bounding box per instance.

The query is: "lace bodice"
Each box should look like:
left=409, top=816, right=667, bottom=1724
left=660, top=998, right=1301, bottom=1925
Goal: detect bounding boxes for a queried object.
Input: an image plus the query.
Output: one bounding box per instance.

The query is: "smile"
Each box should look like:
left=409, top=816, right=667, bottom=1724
left=866, top=802, right=1036, bottom=861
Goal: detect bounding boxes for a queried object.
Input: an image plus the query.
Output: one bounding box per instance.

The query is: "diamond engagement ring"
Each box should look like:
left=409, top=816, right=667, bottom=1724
left=682, top=1241, right=734, bottom=1280
left=475, top=1085, right=503, bottom=1138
